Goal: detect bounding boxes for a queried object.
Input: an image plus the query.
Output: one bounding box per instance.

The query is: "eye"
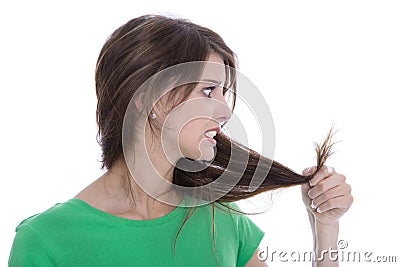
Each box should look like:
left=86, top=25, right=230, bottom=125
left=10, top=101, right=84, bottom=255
left=203, top=85, right=217, bottom=98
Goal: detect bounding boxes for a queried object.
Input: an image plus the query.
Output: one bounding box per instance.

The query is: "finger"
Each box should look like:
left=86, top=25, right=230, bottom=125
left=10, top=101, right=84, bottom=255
left=302, top=166, right=316, bottom=175
left=302, top=183, right=311, bottom=192
left=301, top=183, right=312, bottom=207
left=315, top=195, right=353, bottom=213
left=311, top=184, right=351, bottom=209
left=308, top=173, right=346, bottom=199
left=309, top=165, right=335, bottom=187
left=301, top=183, right=311, bottom=197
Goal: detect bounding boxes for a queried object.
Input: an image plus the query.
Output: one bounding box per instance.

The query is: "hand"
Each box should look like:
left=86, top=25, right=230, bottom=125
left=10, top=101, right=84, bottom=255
left=301, top=165, right=353, bottom=224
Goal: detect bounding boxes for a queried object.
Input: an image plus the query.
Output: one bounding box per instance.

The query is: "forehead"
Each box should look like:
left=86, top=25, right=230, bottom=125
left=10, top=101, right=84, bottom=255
left=200, top=53, right=226, bottom=85
left=207, top=53, right=224, bottom=64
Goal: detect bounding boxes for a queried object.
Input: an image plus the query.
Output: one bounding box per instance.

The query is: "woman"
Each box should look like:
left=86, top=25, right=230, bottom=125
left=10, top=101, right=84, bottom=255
left=9, top=14, right=353, bottom=266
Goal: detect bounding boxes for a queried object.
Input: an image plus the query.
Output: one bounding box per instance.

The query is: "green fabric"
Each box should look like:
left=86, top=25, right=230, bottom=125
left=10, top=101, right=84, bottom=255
left=9, top=194, right=265, bottom=267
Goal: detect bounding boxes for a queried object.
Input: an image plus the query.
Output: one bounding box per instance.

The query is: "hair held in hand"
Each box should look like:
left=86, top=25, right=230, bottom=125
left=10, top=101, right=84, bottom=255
left=173, top=125, right=338, bottom=203
left=171, top=125, right=338, bottom=253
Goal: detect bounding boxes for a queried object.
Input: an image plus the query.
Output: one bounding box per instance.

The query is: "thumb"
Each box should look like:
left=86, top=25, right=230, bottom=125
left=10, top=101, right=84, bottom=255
left=302, top=166, right=315, bottom=194
left=302, top=166, right=316, bottom=175
left=301, top=182, right=311, bottom=192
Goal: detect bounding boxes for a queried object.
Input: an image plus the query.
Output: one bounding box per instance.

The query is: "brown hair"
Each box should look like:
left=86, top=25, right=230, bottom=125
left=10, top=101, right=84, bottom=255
left=95, top=14, right=336, bottom=263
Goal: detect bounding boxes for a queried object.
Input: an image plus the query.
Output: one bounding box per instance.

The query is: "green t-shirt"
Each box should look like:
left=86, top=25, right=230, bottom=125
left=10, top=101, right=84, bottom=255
left=9, top=194, right=265, bottom=267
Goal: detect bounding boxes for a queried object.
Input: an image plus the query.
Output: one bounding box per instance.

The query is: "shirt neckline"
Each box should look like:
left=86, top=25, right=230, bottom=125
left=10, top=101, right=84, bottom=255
left=66, top=194, right=192, bottom=227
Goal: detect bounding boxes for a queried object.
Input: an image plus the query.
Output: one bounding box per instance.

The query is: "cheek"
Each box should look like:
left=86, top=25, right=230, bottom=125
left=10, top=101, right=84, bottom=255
left=177, top=118, right=216, bottom=161
left=180, top=119, right=204, bottom=142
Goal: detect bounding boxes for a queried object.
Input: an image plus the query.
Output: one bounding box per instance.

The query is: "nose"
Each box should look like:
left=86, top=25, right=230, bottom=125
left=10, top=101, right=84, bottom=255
left=214, top=87, right=232, bottom=125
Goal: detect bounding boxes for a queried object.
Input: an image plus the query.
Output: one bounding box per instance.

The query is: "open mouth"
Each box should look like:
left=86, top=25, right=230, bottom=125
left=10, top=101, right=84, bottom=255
left=204, top=128, right=219, bottom=145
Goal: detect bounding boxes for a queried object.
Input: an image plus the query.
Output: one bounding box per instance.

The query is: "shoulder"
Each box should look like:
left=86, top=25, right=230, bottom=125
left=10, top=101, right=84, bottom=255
left=192, top=200, right=253, bottom=220
left=15, top=199, right=87, bottom=235
left=213, top=201, right=248, bottom=223
left=9, top=200, right=83, bottom=266
left=197, top=200, right=264, bottom=237
left=216, top=201, right=266, bottom=267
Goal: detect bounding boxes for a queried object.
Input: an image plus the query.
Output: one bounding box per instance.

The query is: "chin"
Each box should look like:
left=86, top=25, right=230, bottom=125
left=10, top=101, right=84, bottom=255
left=197, top=140, right=217, bottom=162
left=180, top=138, right=217, bottom=162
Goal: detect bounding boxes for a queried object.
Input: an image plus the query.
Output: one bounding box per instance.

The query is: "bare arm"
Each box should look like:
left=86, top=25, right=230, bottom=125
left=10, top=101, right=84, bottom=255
left=313, top=221, right=339, bottom=267
left=301, top=165, right=353, bottom=267
left=246, top=165, right=352, bottom=267
left=245, top=248, right=268, bottom=267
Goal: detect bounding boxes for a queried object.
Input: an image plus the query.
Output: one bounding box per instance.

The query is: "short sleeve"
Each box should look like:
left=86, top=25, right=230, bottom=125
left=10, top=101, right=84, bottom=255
left=228, top=202, right=265, bottom=267
left=8, top=224, right=56, bottom=267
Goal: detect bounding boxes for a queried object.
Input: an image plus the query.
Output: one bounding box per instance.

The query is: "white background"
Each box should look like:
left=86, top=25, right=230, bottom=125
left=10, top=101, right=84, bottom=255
left=1, top=1, right=399, bottom=266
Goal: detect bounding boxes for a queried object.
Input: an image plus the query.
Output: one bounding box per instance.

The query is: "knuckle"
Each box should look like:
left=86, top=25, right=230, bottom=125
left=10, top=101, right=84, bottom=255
left=324, top=190, right=332, bottom=200
left=308, top=189, right=314, bottom=198
left=317, top=182, right=327, bottom=192
left=309, top=176, right=318, bottom=186
left=326, top=198, right=335, bottom=207
left=323, top=165, right=335, bottom=174
left=349, top=195, right=354, bottom=204
left=329, top=166, right=336, bottom=173
left=321, top=166, right=329, bottom=173
left=311, top=199, right=318, bottom=207
left=347, top=184, right=352, bottom=193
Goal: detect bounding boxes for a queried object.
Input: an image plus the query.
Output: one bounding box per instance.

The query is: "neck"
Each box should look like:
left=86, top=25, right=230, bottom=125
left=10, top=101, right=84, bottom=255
left=75, top=118, right=186, bottom=219
left=99, top=135, right=183, bottom=219
left=75, top=143, right=183, bottom=220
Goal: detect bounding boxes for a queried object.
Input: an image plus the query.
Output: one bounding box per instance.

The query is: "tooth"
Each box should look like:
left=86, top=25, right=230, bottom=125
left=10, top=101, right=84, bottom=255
left=205, top=131, right=217, bottom=138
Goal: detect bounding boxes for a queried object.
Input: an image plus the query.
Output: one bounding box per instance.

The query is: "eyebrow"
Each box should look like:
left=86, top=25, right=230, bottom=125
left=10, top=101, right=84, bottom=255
left=200, top=79, right=224, bottom=86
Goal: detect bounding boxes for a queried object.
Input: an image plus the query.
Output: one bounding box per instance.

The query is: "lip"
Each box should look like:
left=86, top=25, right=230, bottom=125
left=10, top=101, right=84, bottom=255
left=203, top=126, right=221, bottom=145
left=204, top=126, right=221, bottom=134
left=205, top=136, right=217, bottom=145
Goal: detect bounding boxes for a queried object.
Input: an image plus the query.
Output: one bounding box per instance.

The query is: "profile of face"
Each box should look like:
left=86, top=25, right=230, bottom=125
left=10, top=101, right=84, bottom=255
left=154, top=53, right=233, bottom=163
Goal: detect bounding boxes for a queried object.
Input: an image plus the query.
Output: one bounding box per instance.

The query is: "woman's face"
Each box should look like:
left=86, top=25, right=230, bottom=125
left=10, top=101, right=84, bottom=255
left=160, top=53, right=232, bottom=162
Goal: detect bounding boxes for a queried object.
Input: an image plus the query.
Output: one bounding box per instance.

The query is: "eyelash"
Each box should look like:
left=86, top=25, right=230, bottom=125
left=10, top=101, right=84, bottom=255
left=203, top=85, right=217, bottom=98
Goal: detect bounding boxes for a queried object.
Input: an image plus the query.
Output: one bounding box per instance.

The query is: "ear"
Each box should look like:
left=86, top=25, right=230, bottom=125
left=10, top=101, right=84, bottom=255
left=134, top=92, right=145, bottom=111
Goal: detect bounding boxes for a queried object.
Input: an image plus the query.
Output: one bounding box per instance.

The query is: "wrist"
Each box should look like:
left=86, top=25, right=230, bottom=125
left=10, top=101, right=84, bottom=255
left=315, top=220, right=339, bottom=230
left=314, top=220, right=339, bottom=267
left=315, top=220, right=339, bottom=250
left=316, top=220, right=339, bottom=237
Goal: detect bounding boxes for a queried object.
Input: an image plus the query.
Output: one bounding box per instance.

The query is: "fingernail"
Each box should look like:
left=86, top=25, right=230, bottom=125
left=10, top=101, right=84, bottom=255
left=327, top=166, right=333, bottom=173
left=311, top=202, right=316, bottom=209
left=317, top=207, right=321, bottom=213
